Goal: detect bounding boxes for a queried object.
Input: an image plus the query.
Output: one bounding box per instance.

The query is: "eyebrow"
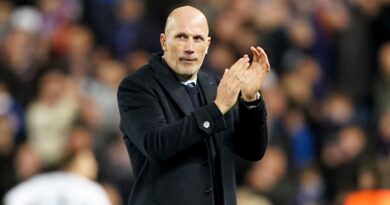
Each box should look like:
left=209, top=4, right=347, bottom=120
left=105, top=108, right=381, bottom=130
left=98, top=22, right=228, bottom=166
left=175, top=32, right=188, bottom=37
left=174, top=32, right=205, bottom=39
left=193, top=34, right=205, bottom=40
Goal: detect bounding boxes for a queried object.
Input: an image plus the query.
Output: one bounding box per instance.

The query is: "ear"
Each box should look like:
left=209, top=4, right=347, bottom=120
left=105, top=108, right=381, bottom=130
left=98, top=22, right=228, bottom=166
left=205, top=36, right=211, bottom=54
left=160, top=33, right=167, bottom=51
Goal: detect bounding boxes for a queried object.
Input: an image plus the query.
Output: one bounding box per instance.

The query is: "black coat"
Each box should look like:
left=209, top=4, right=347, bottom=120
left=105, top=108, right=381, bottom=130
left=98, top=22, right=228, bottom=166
left=117, top=53, right=268, bottom=205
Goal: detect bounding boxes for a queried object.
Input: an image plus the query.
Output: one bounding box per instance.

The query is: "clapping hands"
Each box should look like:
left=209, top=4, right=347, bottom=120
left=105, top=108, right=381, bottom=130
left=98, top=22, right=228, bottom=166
left=214, top=46, right=270, bottom=114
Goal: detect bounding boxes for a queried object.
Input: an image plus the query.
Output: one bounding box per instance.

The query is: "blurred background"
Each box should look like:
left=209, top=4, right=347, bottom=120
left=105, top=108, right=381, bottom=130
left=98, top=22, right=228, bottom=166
left=0, top=0, right=389, bottom=205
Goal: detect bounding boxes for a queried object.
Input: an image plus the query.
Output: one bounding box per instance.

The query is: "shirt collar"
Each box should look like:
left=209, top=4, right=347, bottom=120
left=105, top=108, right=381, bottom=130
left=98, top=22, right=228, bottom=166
left=180, top=77, right=197, bottom=86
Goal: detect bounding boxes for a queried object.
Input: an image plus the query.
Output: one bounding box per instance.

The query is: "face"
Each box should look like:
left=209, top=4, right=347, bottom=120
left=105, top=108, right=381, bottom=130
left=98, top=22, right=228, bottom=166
left=160, top=13, right=211, bottom=80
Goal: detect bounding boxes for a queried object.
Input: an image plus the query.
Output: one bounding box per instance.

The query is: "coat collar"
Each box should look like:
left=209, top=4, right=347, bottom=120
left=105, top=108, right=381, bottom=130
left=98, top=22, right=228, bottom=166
left=149, top=53, right=217, bottom=116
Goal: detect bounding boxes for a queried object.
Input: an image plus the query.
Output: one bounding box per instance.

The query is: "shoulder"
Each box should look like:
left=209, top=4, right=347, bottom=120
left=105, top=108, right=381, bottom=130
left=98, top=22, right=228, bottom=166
left=4, top=172, right=111, bottom=205
left=119, top=53, right=166, bottom=87
left=118, top=64, right=158, bottom=94
left=120, top=64, right=153, bottom=86
left=117, top=63, right=161, bottom=104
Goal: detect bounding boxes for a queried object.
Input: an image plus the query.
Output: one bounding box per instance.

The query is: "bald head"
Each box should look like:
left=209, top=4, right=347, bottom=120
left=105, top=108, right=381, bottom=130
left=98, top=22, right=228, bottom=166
left=164, top=6, right=209, bottom=36
left=160, top=6, right=211, bottom=81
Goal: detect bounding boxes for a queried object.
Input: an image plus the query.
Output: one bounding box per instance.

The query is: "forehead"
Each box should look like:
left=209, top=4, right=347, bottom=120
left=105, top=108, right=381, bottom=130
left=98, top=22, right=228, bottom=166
left=171, top=25, right=208, bottom=36
left=166, top=14, right=209, bottom=36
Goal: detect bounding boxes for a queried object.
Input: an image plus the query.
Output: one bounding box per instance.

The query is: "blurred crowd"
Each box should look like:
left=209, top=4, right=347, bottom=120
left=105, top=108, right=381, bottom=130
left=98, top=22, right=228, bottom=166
left=0, top=0, right=389, bottom=205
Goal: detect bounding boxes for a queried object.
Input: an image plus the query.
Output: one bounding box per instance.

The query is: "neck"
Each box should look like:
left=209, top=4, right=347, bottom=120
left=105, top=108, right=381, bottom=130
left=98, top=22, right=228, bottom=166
left=175, top=72, right=197, bottom=82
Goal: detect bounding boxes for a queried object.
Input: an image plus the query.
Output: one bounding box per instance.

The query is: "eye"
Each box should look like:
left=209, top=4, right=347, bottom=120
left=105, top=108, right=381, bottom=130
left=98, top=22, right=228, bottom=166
left=176, top=34, right=186, bottom=40
left=194, top=36, right=204, bottom=41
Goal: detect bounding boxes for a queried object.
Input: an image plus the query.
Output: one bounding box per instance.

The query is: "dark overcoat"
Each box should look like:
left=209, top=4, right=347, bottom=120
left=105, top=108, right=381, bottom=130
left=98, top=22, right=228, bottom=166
left=117, top=53, right=268, bottom=205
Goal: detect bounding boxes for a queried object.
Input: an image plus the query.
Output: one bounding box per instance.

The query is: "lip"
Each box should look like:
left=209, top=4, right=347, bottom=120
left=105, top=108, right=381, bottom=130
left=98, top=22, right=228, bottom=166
left=179, top=57, right=197, bottom=62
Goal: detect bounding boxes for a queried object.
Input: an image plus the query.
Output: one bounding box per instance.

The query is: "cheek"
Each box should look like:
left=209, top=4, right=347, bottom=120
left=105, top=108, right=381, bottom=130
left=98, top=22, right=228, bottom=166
left=197, top=45, right=209, bottom=55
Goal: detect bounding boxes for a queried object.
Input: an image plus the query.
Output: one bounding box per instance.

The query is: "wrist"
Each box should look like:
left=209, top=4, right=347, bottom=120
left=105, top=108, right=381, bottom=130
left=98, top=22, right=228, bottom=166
left=214, top=101, right=229, bottom=114
left=241, top=91, right=261, bottom=102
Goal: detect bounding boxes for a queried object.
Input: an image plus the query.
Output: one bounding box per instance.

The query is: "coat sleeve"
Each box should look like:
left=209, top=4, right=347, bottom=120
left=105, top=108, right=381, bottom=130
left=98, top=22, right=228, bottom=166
left=117, top=78, right=227, bottom=163
left=232, top=97, right=268, bottom=161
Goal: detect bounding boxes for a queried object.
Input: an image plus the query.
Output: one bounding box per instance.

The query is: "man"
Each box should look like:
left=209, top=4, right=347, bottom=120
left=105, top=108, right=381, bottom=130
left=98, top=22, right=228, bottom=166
left=117, top=6, right=270, bottom=205
left=3, top=149, right=111, bottom=205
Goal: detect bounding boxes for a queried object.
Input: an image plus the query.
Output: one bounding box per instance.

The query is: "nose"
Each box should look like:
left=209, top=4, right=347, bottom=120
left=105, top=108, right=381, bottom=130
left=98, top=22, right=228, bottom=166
left=184, top=38, right=194, bottom=54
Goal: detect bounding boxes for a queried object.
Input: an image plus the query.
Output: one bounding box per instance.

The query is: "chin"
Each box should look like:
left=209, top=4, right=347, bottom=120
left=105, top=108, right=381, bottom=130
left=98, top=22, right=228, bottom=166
left=178, top=66, right=199, bottom=74
left=175, top=69, right=198, bottom=80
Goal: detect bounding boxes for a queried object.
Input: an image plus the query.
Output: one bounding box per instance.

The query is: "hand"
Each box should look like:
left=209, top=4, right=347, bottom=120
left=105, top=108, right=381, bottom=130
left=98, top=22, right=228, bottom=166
left=215, top=57, right=249, bottom=114
left=241, top=47, right=271, bottom=101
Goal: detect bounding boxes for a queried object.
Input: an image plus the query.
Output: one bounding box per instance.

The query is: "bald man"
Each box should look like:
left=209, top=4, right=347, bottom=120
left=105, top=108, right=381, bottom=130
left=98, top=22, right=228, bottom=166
left=117, top=6, right=270, bottom=205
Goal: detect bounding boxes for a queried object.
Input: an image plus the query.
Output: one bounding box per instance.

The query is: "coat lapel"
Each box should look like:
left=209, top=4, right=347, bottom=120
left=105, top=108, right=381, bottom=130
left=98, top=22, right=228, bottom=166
left=197, top=70, right=217, bottom=105
left=149, top=54, right=194, bottom=116
left=149, top=53, right=218, bottom=116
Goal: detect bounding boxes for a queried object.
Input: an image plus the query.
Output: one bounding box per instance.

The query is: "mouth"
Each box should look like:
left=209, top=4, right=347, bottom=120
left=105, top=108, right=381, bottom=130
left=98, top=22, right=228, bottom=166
left=179, top=57, right=198, bottom=63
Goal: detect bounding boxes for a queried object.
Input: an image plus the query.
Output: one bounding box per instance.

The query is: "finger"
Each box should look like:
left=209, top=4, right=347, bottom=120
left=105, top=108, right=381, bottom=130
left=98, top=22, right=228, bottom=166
left=255, top=47, right=265, bottom=63
left=257, top=47, right=269, bottom=65
left=263, top=55, right=270, bottom=71
left=236, top=61, right=249, bottom=80
left=265, top=62, right=271, bottom=71
left=236, top=56, right=250, bottom=75
left=251, top=46, right=261, bottom=63
left=255, top=47, right=270, bottom=71
left=220, top=68, right=230, bottom=83
left=243, top=54, right=250, bottom=67
left=229, top=58, right=244, bottom=73
left=230, top=57, right=249, bottom=77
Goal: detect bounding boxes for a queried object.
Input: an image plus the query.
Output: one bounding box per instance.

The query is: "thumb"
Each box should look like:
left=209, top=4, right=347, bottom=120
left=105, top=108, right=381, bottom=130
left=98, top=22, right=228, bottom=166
left=223, top=68, right=229, bottom=76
